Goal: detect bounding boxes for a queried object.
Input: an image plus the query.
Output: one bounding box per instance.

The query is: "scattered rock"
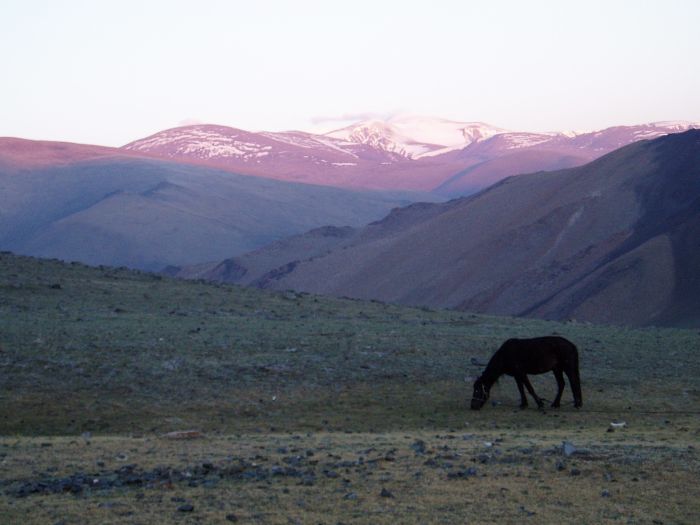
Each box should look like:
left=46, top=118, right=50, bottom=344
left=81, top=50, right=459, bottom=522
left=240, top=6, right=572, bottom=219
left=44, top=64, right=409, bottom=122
left=570, top=468, right=581, bottom=476
left=161, top=430, right=205, bottom=440
left=410, top=440, right=427, bottom=455
left=562, top=441, right=576, bottom=457
left=519, top=505, right=536, bottom=517
left=380, top=488, right=394, bottom=498
left=300, top=474, right=315, bottom=486
left=601, top=489, right=611, bottom=497
left=226, top=514, right=239, bottom=522
left=177, top=503, right=194, bottom=512
left=477, top=454, right=491, bottom=464
left=447, top=467, right=478, bottom=479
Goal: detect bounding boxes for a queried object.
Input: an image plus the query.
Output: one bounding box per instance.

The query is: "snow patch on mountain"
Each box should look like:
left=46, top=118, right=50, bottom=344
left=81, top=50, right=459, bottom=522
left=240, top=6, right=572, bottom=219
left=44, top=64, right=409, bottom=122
left=326, top=116, right=508, bottom=159
left=126, top=126, right=271, bottom=160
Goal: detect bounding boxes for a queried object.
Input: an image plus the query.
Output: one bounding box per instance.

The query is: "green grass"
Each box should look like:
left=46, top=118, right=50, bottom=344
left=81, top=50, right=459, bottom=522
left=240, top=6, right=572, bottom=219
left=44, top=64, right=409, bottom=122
left=1, top=252, right=699, bottom=523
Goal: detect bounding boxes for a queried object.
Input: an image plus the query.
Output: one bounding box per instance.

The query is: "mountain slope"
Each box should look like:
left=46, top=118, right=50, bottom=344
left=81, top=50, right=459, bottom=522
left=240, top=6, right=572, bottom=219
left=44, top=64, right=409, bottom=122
left=249, top=130, right=700, bottom=327
left=0, top=139, right=431, bottom=270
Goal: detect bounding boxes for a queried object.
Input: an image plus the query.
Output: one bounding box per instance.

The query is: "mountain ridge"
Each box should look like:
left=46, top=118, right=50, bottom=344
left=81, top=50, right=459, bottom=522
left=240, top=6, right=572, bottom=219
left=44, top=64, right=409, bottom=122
left=122, top=118, right=700, bottom=195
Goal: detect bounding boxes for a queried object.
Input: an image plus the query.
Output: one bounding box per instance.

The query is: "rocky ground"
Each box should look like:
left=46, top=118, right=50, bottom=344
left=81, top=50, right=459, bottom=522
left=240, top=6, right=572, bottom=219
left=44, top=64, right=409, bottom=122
left=2, top=420, right=699, bottom=524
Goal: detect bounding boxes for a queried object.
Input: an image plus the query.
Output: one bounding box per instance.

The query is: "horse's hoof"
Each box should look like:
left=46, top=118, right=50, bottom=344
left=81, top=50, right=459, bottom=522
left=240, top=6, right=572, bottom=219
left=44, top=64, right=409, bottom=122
left=551, top=402, right=560, bottom=408
left=519, top=404, right=528, bottom=409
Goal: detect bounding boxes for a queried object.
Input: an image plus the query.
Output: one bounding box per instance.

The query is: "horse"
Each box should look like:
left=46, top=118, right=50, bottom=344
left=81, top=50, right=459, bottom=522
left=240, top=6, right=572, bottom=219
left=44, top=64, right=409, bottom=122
left=470, top=336, right=582, bottom=410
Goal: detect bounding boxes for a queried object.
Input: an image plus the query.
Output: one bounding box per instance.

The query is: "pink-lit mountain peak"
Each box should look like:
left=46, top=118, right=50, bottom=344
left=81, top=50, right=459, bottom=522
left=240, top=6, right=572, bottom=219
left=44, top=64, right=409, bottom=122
left=325, top=115, right=509, bottom=159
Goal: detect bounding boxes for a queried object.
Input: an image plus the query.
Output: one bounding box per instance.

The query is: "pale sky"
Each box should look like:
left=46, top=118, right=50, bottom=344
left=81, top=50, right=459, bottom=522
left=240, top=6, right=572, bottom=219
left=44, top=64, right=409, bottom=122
left=2, top=0, right=699, bottom=146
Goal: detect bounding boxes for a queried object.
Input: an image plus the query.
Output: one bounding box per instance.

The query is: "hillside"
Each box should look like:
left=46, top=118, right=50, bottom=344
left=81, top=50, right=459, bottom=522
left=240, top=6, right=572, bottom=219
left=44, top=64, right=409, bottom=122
left=3, top=250, right=699, bottom=434
left=2, top=252, right=700, bottom=524
left=244, top=130, right=700, bottom=327
left=0, top=139, right=430, bottom=270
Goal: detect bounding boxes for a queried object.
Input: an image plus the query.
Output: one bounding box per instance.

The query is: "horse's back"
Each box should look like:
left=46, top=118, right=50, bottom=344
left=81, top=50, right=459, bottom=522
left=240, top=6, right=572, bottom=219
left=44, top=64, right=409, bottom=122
left=501, top=336, right=576, bottom=352
left=499, top=336, right=578, bottom=374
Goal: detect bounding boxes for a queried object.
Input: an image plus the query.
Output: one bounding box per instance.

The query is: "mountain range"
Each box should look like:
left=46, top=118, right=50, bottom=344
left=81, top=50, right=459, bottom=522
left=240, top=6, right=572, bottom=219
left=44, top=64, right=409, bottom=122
left=124, top=117, right=698, bottom=195
left=172, top=130, right=700, bottom=328
left=2, top=117, right=698, bottom=327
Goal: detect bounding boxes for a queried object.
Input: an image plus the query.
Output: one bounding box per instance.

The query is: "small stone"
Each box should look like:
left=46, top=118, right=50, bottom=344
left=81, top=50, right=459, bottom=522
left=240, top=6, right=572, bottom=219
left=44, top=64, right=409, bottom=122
left=411, top=440, right=427, bottom=455
left=161, top=430, right=205, bottom=440
left=570, top=468, right=581, bottom=476
left=344, top=492, right=358, bottom=500
left=300, top=475, right=315, bottom=486
left=562, top=441, right=576, bottom=457
left=601, top=489, right=611, bottom=498
left=519, top=505, right=536, bottom=517
left=447, top=467, right=478, bottom=479
left=177, top=503, right=194, bottom=512
left=225, top=514, right=239, bottom=522
left=380, top=488, right=394, bottom=498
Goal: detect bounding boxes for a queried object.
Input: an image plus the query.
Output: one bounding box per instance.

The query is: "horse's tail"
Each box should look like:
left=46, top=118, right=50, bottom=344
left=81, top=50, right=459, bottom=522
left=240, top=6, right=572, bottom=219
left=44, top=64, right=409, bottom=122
left=570, top=344, right=583, bottom=407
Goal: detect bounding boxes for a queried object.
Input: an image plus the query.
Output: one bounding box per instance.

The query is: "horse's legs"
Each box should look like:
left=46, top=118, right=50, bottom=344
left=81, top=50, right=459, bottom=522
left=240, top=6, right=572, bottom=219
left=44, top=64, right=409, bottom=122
left=551, top=369, right=565, bottom=408
left=521, top=375, right=544, bottom=408
left=514, top=377, right=528, bottom=408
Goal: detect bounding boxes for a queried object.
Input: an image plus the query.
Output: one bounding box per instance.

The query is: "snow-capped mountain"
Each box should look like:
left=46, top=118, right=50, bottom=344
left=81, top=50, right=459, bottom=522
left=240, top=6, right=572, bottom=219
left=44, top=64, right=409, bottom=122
left=122, top=118, right=700, bottom=194
left=125, top=125, right=356, bottom=165
left=325, top=116, right=507, bottom=159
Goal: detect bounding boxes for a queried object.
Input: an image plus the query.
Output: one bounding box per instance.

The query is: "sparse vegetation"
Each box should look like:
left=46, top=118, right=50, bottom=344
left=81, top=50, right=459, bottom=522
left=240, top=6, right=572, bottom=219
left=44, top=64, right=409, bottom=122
left=1, top=252, right=699, bottom=523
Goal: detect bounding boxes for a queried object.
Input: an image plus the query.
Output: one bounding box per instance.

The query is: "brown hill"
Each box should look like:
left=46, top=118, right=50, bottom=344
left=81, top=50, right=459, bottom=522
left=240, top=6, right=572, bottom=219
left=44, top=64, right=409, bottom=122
left=241, top=130, right=700, bottom=327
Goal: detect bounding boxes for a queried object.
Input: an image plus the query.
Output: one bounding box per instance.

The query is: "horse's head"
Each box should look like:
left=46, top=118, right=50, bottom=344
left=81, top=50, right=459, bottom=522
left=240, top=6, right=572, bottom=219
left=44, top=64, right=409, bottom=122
left=471, top=377, right=490, bottom=410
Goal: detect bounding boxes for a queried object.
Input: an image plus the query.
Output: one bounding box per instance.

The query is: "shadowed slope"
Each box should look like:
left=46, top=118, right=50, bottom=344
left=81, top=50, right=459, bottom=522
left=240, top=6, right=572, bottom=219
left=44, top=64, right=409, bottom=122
left=256, top=131, right=700, bottom=327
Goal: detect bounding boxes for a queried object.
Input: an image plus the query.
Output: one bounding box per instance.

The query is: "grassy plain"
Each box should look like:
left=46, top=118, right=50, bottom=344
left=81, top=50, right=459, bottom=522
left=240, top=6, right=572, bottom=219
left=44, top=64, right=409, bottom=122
left=1, top=252, right=699, bottom=523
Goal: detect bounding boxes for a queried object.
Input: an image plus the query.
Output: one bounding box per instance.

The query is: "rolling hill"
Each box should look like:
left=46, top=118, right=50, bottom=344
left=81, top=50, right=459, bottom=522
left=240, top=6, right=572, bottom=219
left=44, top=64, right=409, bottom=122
left=191, top=130, right=700, bottom=327
left=0, top=138, right=431, bottom=271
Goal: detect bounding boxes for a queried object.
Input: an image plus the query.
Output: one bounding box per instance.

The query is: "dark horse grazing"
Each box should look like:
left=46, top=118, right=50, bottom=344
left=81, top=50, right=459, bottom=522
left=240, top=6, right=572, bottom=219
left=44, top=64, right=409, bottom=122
left=470, top=336, right=582, bottom=410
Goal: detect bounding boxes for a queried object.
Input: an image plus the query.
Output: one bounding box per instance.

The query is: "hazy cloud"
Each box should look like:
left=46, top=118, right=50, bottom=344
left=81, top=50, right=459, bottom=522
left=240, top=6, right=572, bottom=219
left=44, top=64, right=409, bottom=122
left=178, top=118, right=204, bottom=126
left=310, top=111, right=398, bottom=125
